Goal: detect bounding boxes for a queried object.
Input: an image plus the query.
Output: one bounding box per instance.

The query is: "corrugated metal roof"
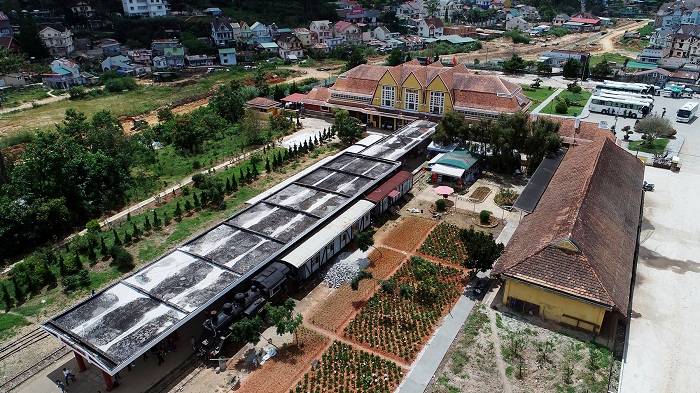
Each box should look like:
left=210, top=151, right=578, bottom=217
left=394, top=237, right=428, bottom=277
left=431, top=163, right=464, bottom=178
left=280, top=200, right=375, bottom=267
left=365, top=171, right=412, bottom=203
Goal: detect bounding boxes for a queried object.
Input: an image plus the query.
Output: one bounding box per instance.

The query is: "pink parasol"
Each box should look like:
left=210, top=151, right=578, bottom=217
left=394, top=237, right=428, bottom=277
left=434, top=185, right=455, bottom=197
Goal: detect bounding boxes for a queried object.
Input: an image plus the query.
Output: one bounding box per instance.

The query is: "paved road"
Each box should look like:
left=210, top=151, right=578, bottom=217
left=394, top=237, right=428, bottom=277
left=616, top=94, right=700, bottom=392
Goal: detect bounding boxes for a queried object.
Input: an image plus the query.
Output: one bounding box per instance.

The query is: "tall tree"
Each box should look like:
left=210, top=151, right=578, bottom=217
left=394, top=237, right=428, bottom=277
left=331, top=108, right=362, bottom=145
left=263, top=298, right=304, bottom=345
left=0, top=48, right=25, bottom=74
left=230, top=316, right=263, bottom=345
left=16, top=14, right=50, bottom=60
left=387, top=48, right=405, bottom=66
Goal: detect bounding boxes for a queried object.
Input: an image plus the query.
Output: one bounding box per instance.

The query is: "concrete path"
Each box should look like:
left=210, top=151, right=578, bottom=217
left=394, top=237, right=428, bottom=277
left=530, top=88, right=564, bottom=114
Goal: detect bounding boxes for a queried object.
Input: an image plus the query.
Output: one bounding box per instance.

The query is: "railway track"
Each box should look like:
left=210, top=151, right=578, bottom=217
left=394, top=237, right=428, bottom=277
left=0, top=327, right=68, bottom=392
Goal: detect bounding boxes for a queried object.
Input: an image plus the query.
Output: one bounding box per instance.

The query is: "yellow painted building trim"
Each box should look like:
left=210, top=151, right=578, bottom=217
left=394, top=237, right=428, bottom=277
left=503, top=279, right=606, bottom=333
left=426, top=75, right=454, bottom=111
left=372, top=70, right=398, bottom=105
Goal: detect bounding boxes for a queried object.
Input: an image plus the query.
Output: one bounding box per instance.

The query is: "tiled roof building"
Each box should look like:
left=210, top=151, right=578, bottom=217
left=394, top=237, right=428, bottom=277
left=491, top=137, right=644, bottom=337
left=301, top=60, right=531, bottom=129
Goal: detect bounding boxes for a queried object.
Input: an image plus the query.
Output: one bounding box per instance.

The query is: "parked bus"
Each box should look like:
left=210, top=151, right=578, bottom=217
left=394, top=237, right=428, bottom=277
left=589, top=96, right=651, bottom=118
left=676, top=101, right=699, bottom=123
left=596, top=91, right=654, bottom=109
left=594, top=81, right=654, bottom=95
left=595, top=88, right=654, bottom=102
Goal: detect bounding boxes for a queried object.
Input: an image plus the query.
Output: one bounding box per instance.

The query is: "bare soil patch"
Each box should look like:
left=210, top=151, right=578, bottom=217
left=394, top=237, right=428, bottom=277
left=380, top=217, right=436, bottom=252
left=468, top=186, right=492, bottom=203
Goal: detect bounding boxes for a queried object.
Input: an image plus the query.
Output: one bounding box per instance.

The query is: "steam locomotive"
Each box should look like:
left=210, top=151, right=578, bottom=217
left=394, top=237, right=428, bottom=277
left=197, top=262, right=293, bottom=359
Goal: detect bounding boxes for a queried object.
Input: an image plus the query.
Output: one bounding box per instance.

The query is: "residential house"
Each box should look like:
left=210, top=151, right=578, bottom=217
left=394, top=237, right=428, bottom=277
left=203, top=7, right=222, bottom=16
left=42, top=58, right=90, bottom=89
left=654, top=0, right=700, bottom=29
left=337, top=4, right=381, bottom=24
left=276, top=32, right=304, bottom=60
left=258, top=42, right=280, bottom=55
left=310, top=20, right=335, bottom=46
left=126, top=49, right=152, bottom=64
left=0, top=73, right=31, bottom=87
left=505, top=16, right=530, bottom=31
left=538, top=49, right=591, bottom=68
left=101, top=55, right=150, bottom=75
left=238, top=21, right=253, bottom=45
left=244, top=97, right=281, bottom=119
left=620, top=67, right=669, bottom=86
left=186, top=55, right=215, bottom=67
left=71, top=1, right=96, bottom=18
left=163, top=46, right=185, bottom=68
left=552, top=14, right=570, bottom=27
left=567, top=12, right=601, bottom=31
left=514, top=5, right=540, bottom=21
left=97, top=38, right=121, bottom=56
left=301, top=60, right=532, bottom=130
left=638, top=47, right=664, bottom=64
left=121, top=0, right=168, bottom=18
left=417, top=18, right=444, bottom=38
left=665, top=33, right=695, bottom=58
left=0, top=36, right=20, bottom=52
left=399, top=35, right=425, bottom=51
left=426, top=150, right=480, bottom=185
left=151, top=39, right=180, bottom=56
left=39, top=24, right=75, bottom=56
left=397, top=1, right=422, bottom=20
left=250, top=22, right=272, bottom=44
left=690, top=38, right=700, bottom=63
left=374, top=26, right=393, bottom=41
left=211, top=17, right=239, bottom=47
left=491, top=137, right=644, bottom=338
left=649, top=28, right=673, bottom=47
left=310, top=42, right=330, bottom=53
left=218, top=47, right=237, bottom=65
left=291, top=28, right=313, bottom=47
left=474, top=0, right=492, bottom=10
left=334, top=21, right=362, bottom=46
left=442, top=25, right=478, bottom=38
left=0, top=12, right=11, bottom=36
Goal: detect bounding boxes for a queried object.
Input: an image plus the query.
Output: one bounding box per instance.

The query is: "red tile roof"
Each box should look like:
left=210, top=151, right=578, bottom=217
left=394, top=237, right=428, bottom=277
left=492, top=138, right=644, bottom=313
left=365, top=171, right=412, bottom=203
left=281, top=93, right=307, bottom=103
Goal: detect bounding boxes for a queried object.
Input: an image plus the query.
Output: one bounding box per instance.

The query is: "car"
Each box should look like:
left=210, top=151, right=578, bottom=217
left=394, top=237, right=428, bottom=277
left=472, top=278, right=489, bottom=299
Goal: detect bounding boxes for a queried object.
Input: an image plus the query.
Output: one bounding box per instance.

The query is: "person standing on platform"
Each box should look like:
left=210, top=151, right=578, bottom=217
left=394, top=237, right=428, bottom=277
left=63, top=368, right=76, bottom=385
left=55, top=380, right=67, bottom=392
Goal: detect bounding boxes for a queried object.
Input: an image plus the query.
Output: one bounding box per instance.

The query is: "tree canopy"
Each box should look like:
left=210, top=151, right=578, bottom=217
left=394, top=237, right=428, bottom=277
left=331, top=108, right=363, bottom=145
left=634, top=115, right=676, bottom=146
left=459, top=226, right=504, bottom=271
left=264, top=298, right=304, bottom=345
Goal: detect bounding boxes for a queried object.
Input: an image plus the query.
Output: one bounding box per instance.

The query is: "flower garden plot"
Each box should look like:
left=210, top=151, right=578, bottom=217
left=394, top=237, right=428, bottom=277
left=237, top=327, right=330, bottom=393
left=381, top=217, right=436, bottom=252
left=419, top=222, right=469, bottom=266
left=290, top=340, right=404, bottom=393
left=468, top=186, right=491, bottom=203
left=343, top=256, right=465, bottom=362
left=310, top=247, right=405, bottom=334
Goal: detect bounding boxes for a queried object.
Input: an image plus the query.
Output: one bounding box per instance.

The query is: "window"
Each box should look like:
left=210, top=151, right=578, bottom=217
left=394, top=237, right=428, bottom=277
left=382, top=85, right=395, bottom=107
left=430, top=91, right=445, bottom=114
left=404, top=89, right=418, bottom=111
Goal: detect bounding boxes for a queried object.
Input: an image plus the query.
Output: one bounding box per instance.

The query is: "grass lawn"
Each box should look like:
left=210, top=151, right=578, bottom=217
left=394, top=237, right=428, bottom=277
left=0, top=313, right=30, bottom=341
left=519, top=85, right=557, bottom=112
left=0, top=67, right=254, bottom=136
left=0, top=86, right=51, bottom=108
left=539, top=90, right=592, bottom=117
left=589, top=53, right=635, bottom=67
left=628, top=138, right=670, bottom=154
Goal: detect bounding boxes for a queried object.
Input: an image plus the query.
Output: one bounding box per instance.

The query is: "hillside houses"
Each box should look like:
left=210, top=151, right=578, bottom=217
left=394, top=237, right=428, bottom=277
left=39, top=23, right=74, bottom=56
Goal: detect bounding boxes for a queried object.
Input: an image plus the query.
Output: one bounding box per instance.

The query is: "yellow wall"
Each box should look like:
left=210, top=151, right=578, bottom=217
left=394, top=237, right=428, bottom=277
left=371, top=69, right=452, bottom=114
left=503, top=279, right=606, bottom=333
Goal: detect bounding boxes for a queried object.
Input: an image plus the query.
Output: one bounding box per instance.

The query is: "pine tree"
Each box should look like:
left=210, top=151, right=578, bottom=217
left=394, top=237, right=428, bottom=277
left=318, top=131, right=323, bottom=143
left=239, top=168, right=244, bottom=181
left=231, top=175, right=238, bottom=191
left=2, top=282, right=13, bottom=311
left=124, top=231, right=133, bottom=245
left=88, top=246, right=97, bottom=262
left=265, top=157, right=271, bottom=173
left=11, top=275, right=23, bottom=302
left=309, top=136, right=314, bottom=148
left=263, top=145, right=266, bottom=154
left=112, top=229, right=122, bottom=247
left=73, top=252, right=83, bottom=272
left=246, top=167, right=252, bottom=182
left=152, top=210, right=160, bottom=228
left=144, top=216, right=152, bottom=231
left=225, top=177, right=232, bottom=194
left=252, top=164, right=259, bottom=178
left=126, top=212, right=131, bottom=221
left=174, top=201, right=183, bottom=219
left=193, top=193, right=201, bottom=209
left=58, top=254, right=66, bottom=276
left=184, top=199, right=193, bottom=212
left=100, top=236, right=108, bottom=256
left=303, top=140, right=308, bottom=152
left=201, top=191, right=208, bottom=207
left=42, top=261, right=57, bottom=287
left=132, top=222, right=140, bottom=238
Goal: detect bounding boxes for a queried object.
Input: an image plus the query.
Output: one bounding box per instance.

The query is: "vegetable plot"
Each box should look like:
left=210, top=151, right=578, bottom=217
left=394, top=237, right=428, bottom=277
left=291, top=340, right=403, bottom=393
left=344, top=256, right=464, bottom=361
left=419, top=222, right=469, bottom=265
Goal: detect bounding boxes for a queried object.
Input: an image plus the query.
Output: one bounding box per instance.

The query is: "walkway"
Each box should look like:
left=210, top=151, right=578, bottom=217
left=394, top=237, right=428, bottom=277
left=396, top=220, right=520, bottom=393
left=530, top=88, right=564, bottom=115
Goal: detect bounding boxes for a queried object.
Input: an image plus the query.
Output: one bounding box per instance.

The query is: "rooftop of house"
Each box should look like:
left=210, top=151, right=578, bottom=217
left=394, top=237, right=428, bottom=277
left=492, top=137, right=644, bottom=313
left=246, top=97, right=280, bottom=108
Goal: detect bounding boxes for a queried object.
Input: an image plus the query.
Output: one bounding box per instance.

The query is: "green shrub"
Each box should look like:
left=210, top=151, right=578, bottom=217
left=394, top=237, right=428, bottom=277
left=480, top=210, right=491, bottom=224
left=110, top=245, right=135, bottom=272
left=381, top=279, right=397, bottom=294
left=435, top=198, right=447, bottom=212
left=105, top=77, right=137, bottom=93
left=555, top=100, right=568, bottom=114
left=68, top=86, right=86, bottom=100
left=570, top=85, right=582, bottom=94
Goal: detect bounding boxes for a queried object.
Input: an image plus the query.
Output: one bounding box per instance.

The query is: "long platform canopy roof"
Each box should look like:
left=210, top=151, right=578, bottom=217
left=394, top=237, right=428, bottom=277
left=42, top=151, right=400, bottom=375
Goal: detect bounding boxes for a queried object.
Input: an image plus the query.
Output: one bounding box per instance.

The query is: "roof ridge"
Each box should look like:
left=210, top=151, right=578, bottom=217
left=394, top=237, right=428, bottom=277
left=563, top=141, right=603, bottom=238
